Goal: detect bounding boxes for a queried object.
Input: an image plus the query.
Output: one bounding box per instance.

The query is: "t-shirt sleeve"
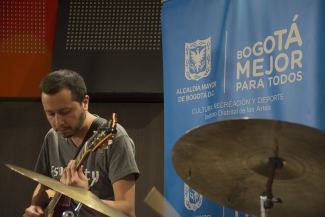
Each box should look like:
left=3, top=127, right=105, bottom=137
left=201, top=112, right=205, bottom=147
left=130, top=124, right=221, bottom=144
left=34, top=135, right=52, bottom=177
left=108, top=135, right=140, bottom=184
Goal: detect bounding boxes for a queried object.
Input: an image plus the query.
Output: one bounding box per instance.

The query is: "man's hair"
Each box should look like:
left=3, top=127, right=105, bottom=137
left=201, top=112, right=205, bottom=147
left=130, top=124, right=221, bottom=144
left=39, top=69, right=87, bottom=103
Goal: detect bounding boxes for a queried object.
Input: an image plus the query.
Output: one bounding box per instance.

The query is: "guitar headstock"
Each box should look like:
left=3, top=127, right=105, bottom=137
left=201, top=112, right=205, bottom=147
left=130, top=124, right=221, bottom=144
left=88, top=113, right=118, bottom=152
left=98, top=113, right=117, bottom=136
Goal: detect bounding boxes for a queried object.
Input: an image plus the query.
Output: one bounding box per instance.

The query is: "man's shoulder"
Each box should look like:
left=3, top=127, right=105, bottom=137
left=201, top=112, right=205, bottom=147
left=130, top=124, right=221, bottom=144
left=94, top=116, right=128, bottom=136
left=115, top=123, right=129, bottom=137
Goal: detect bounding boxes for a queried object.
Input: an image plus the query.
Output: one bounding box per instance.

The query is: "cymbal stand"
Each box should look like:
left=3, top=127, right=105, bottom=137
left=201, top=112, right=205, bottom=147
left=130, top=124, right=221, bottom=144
left=62, top=179, right=97, bottom=217
left=260, top=157, right=283, bottom=217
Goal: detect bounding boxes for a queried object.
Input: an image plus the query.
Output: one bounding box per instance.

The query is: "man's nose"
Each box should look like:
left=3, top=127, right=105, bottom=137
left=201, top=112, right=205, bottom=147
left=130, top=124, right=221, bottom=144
left=54, top=114, right=64, bottom=126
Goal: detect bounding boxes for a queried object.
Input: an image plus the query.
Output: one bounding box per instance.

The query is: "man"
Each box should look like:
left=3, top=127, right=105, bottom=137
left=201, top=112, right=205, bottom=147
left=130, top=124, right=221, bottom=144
left=23, top=69, right=139, bottom=217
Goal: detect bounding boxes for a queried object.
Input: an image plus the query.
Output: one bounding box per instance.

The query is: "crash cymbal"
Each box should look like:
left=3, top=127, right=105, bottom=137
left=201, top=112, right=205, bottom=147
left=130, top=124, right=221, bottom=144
left=172, top=118, right=325, bottom=217
left=5, top=164, right=126, bottom=217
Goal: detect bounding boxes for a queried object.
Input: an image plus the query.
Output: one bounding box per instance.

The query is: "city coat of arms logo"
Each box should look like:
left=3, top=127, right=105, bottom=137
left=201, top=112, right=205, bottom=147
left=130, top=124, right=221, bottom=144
left=185, top=37, right=211, bottom=81
left=184, top=183, right=203, bottom=211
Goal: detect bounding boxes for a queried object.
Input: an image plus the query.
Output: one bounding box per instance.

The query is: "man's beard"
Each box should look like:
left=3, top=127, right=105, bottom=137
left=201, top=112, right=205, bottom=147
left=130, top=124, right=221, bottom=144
left=61, top=109, right=86, bottom=138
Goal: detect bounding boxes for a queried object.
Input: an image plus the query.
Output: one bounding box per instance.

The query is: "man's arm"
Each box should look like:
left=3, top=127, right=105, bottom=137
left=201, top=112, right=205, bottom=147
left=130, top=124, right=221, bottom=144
left=23, top=183, right=51, bottom=216
left=31, top=183, right=52, bottom=206
left=62, top=160, right=137, bottom=217
left=102, top=173, right=136, bottom=217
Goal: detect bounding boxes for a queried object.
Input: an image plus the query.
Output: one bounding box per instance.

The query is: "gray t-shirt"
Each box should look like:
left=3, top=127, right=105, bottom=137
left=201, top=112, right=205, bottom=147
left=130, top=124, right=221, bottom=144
left=35, top=117, right=140, bottom=216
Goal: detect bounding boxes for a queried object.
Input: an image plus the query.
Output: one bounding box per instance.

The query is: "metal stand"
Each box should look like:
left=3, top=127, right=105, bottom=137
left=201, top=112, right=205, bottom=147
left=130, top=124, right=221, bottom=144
left=260, top=196, right=268, bottom=217
left=260, top=157, right=283, bottom=217
left=62, top=210, right=77, bottom=217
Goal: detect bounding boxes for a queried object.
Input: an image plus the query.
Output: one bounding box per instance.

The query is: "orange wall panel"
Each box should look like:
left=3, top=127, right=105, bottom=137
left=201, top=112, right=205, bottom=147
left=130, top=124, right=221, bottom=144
left=0, top=0, right=58, bottom=97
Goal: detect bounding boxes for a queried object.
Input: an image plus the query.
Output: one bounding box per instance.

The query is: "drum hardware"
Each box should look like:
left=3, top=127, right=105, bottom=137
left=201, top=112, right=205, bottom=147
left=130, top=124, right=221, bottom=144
left=144, top=186, right=180, bottom=217
left=172, top=118, right=325, bottom=217
left=260, top=157, right=283, bottom=217
left=5, top=164, right=127, bottom=217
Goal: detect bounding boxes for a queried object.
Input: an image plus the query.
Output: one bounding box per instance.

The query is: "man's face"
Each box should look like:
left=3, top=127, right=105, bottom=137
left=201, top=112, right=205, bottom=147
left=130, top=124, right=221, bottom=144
left=41, top=88, right=86, bottom=138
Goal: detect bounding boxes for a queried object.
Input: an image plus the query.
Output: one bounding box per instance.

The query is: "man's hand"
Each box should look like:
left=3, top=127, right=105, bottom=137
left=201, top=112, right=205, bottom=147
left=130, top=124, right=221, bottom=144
left=23, top=205, right=44, bottom=217
left=61, top=160, right=89, bottom=190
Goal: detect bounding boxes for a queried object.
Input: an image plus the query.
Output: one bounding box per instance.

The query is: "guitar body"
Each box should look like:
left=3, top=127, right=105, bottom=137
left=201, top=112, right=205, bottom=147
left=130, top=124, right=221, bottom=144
left=43, top=190, right=71, bottom=217
left=48, top=206, right=73, bottom=217
left=44, top=195, right=73, bottom=217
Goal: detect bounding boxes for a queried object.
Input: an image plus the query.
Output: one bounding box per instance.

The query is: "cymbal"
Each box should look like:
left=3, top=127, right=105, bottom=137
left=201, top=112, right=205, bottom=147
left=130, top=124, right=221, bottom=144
left=5, top=164, right=126, bottom=217
left=172, top=118, right=325, bottom=217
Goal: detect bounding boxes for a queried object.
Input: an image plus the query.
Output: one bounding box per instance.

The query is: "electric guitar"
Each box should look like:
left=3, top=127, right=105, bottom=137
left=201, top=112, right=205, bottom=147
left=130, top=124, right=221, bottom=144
left=44, top=113, right=118, bottom=217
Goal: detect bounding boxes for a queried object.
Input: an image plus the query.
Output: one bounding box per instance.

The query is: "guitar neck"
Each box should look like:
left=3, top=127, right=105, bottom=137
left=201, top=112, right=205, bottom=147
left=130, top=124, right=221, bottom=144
left=74, top=132, right=98, bottom=169
left=74, top=122, right=114, bottom=169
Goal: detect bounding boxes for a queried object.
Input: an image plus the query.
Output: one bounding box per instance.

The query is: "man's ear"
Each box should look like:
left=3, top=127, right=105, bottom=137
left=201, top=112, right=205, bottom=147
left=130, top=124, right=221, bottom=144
left=83, top=95, right=90, bottom=111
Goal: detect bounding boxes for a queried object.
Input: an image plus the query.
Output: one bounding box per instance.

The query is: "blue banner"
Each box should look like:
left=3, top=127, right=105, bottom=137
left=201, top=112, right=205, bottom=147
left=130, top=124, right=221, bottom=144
left=162, top=0, right=325, bottom=217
